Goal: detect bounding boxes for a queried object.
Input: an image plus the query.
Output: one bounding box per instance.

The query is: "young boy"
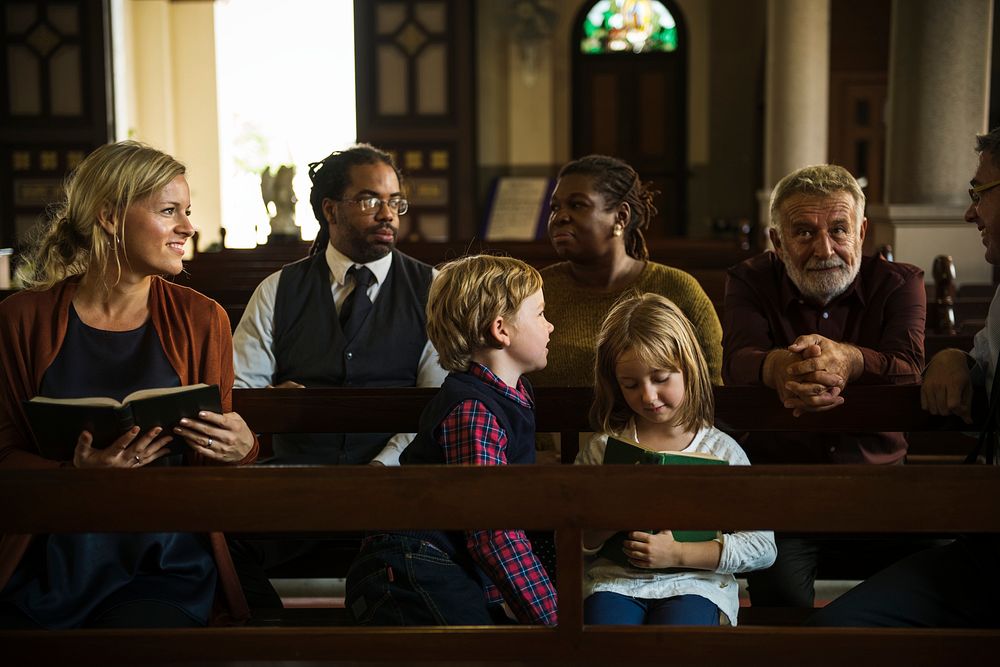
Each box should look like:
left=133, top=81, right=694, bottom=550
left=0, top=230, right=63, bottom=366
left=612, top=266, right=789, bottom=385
left=344, top=255, right=557, bottom=626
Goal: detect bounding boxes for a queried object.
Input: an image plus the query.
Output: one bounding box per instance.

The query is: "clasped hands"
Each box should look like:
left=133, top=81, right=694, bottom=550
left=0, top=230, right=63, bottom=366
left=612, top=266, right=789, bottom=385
left=764, top=334, right=863, bottom=417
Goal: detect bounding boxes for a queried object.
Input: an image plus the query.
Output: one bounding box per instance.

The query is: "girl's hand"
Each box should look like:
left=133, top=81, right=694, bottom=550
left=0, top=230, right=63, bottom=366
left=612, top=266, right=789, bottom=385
left=73, top=426, right=174, bottom=468
left=625, top=530, right=724, bottom=571
left=174, top=411, right=254, bottom=463
left=624, top=530, right=682, bottom=569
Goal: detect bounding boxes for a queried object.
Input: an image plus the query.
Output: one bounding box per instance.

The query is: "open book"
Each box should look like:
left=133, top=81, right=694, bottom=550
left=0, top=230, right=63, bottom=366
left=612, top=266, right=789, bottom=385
left=24, top=384, right=222, bottom=461
left=598, top=434, right=727, bottom=569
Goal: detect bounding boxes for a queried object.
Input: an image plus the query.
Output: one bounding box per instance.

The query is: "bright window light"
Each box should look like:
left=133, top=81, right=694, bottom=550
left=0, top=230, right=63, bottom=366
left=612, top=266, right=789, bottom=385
left=215, top=0, right=357, bottom=248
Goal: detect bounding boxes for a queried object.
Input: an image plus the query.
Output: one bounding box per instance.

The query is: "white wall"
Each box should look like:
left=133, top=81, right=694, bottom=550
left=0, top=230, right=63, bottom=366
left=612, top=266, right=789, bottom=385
left=118, top=0, right=222, bottom=250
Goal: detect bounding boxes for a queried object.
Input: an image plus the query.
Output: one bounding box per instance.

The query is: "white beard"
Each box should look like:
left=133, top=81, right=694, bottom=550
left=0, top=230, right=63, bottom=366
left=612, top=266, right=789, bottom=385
left=784, top=255, right=861, bottom=305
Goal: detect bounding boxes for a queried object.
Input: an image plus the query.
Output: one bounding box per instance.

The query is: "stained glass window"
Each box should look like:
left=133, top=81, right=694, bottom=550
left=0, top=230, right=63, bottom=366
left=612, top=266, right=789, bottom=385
left=580, top=0, right=678, bottom=54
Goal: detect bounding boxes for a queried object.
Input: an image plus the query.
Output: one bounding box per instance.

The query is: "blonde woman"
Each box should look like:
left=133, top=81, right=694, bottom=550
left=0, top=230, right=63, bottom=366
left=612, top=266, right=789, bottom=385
left=0, top=141, right=257, bottom=628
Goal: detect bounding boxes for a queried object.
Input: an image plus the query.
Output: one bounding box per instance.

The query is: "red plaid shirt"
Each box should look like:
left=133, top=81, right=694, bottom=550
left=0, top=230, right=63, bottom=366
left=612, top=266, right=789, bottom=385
left=435, top=362, right=558, bottom=625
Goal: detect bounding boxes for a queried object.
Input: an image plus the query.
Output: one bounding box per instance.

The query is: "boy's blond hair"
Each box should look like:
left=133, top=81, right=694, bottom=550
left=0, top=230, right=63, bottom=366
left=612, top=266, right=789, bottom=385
left=591, top=292, right=714, bottom=435
left=426, top=255, right=543, bottom=372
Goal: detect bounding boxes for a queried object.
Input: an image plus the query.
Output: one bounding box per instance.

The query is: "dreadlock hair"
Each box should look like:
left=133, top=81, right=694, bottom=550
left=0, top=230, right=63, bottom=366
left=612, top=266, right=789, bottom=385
left=306, top=143, right=401, bottom=256
left=557, top=155, right=657, bottom=260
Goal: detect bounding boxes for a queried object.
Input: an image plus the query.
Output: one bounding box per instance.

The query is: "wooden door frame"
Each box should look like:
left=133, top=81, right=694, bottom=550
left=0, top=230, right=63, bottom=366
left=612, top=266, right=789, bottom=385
left=569, top=0, right=689, bottom=236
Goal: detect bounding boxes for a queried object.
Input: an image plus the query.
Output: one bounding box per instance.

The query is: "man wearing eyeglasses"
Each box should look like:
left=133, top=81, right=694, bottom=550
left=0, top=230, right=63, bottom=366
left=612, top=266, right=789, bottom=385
left=918, top=134, right=1000, bottom=427
left=233, top=143, right=446, bottom=466
left=808, top=130, right=1000, bottom=629
left=722, top=164, right=929, bottom=610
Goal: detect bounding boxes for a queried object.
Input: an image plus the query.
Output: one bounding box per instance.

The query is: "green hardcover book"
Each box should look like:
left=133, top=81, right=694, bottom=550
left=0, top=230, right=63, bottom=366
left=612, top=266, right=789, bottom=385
left=24, top=384, right=222, bottom=461
left=597, top=435, right=727, bottom=569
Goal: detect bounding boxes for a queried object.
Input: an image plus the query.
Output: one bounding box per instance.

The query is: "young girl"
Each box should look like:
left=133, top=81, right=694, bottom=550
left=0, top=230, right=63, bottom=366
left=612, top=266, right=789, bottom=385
left=576, top=292, right=776, bottom=626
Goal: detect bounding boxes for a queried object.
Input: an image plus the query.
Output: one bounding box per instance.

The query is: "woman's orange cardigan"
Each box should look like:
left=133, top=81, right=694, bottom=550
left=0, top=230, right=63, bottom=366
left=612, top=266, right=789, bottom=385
left=0, top=276, right=258, bottom=623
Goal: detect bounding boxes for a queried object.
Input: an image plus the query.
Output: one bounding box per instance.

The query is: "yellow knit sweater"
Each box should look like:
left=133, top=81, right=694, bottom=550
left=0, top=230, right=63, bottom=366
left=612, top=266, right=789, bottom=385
left=531, top=261, right=723, bottom=387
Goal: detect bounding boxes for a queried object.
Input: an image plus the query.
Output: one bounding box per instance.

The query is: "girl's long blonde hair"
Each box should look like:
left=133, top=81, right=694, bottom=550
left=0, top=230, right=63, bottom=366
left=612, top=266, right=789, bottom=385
left=16, top=140, right=186, bottom=290
left=591, top=292, right=714, bottom=435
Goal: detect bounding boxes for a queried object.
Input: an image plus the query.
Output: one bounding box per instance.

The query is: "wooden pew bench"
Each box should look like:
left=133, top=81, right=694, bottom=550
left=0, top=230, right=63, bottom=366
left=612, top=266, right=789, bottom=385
left=2, top=387, right=998, bottom=665
left=2, top=422, right=997, bottom=663
left=235, top=385, right=985, bottom=465
left=233, top=384, right=983, bottom=622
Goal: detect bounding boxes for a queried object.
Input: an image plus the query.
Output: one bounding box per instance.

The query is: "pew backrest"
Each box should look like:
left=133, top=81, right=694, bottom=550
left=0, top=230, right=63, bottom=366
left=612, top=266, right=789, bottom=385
left=3, top=377, right=998, bottom=665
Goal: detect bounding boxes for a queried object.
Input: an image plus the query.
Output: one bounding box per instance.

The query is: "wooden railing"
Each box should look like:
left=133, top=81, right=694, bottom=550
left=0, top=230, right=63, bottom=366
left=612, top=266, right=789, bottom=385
left=3, top=385, right=999, bottom=665
left=233, top=384, right=985, bottom=463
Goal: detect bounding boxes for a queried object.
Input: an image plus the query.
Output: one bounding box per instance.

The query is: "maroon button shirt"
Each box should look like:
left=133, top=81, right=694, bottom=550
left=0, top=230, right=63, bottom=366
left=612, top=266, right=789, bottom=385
left=722, top=252, right=926, bottom=464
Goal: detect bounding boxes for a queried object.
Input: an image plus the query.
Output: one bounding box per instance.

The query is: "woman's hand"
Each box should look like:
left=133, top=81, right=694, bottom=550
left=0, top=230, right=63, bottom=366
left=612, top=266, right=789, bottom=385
left=73, top=426, right=174, bottom=468
left=173, top=411, right=255, bottom=463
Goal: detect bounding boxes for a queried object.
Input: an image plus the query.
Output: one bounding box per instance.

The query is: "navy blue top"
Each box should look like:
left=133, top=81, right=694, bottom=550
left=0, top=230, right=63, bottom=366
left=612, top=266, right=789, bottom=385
left=398, top=369, right=537, bottom=562
left=0, top=305, right=216, bottom=628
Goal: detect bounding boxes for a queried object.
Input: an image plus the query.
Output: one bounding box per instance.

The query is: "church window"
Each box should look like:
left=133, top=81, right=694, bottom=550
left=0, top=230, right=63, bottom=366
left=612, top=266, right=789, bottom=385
left=580, top=0, right=678, bottom=54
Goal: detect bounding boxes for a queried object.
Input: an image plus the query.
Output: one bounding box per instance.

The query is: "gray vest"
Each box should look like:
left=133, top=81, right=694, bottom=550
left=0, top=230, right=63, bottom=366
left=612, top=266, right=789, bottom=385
left=270, top=249, right=433, bottom=463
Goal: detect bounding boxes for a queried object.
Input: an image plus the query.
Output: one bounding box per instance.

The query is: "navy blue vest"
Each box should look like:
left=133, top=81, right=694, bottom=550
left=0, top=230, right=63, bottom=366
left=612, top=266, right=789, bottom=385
left=401, top=371, right=537, bottom=466
left=271, top=249, right=433, bottom=464
left=399, top=371, right=536, bottom=559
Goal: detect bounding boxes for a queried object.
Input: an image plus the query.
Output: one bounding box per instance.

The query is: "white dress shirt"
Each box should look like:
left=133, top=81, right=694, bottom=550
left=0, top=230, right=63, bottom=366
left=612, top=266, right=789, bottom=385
left=232, top=242, right=447, bottom=465
left=970, top=285, right=1000, bottom=399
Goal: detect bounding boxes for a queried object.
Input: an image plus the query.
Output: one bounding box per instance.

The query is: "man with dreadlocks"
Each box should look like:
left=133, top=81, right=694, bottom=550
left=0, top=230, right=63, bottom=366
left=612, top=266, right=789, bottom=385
left=233, top=144, right=445, bottom=465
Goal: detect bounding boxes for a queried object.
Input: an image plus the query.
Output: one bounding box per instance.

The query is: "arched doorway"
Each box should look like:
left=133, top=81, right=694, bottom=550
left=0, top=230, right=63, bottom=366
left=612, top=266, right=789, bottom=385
left=571, top=0, right=687, bottom=236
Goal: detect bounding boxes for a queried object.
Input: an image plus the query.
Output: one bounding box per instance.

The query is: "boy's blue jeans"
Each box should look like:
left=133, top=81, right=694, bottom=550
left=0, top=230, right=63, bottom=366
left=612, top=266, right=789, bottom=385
left=345, top=533, right=496, bottom=625
left=584, top=591, right=720, bottom=625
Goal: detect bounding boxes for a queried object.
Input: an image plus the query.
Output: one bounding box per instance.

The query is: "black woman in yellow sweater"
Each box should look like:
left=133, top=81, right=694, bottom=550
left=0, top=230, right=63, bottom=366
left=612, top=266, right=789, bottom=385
left=532, top=155, right=722, bottom=389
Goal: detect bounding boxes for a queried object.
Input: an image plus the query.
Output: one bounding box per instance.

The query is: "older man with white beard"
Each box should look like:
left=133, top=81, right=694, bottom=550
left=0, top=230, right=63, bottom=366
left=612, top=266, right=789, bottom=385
left=722, top=164, right=929, bottom=609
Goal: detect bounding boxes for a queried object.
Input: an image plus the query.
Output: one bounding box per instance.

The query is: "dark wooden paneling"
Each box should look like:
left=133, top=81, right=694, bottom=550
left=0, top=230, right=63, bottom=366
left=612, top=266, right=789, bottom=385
left=354, top=0, right=476, bottom=240
left=0, top=0, right=112, bottom=248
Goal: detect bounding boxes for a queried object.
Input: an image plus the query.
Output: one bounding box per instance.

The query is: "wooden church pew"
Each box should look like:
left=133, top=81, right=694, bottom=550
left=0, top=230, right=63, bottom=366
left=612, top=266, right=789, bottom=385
left=3, top=385, right=997, bottom=665
left=232, top=384, right=981, bottom=463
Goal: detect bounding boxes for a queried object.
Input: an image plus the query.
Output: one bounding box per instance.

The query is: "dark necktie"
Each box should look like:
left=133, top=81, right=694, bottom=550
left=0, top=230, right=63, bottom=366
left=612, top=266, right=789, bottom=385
left=340, top=266, right=375, bottom=340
